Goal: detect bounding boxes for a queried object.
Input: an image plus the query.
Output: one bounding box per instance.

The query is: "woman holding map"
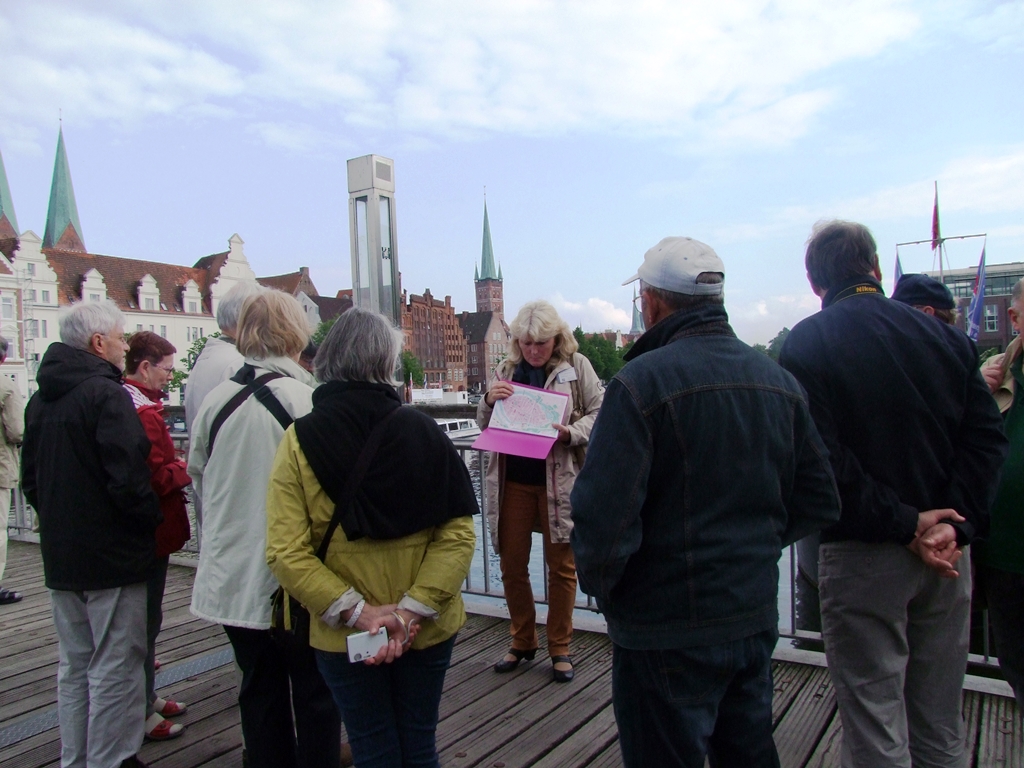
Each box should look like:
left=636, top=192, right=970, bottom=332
left=478, top=300, right=604, bottom=683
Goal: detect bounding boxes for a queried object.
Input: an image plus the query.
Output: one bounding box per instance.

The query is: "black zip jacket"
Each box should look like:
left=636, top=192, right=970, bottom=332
left=22, top=342, right=161, bottom=590
left=780, top=275, right=1007, bottom=546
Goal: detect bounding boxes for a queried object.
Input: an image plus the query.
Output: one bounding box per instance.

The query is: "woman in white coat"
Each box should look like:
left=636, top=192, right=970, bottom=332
left=188, top=289, right=341, bottom=768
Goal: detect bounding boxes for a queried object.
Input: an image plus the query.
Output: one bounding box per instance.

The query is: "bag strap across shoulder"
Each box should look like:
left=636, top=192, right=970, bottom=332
left=206, top=365, right=289, bottom=456
left=315, top=406, right=401, bottom=562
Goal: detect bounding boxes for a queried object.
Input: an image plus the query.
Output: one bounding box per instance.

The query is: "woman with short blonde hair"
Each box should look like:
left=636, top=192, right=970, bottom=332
left=188, top=289, right=340, bottom=768
left=236, top=290, right=310, bottom=360
left=506, top=301, right=579, bottom=368
left=478, top=300, right=604, bottom=683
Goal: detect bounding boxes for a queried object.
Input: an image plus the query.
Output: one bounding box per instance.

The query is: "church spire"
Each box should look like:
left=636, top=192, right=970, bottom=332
left=479, top=201, right=499, bottom=280
left=630, top=286, right=645, bottom=335
left=0, top=146, right=19, bottom=259
left=43, top=127, right=86, bottom=251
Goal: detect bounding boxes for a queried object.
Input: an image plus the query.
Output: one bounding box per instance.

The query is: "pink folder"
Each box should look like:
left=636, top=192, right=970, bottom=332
left=471, top=384, right=569, bottom=460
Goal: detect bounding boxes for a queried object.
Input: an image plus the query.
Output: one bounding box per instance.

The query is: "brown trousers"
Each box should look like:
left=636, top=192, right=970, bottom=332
left=498, top=481, right=577, bottom=657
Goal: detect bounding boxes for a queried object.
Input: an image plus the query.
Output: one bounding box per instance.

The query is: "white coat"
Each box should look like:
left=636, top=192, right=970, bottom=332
left=184, top=335, right=244, bottom=438
left=188, top=356, right=315, bottom=629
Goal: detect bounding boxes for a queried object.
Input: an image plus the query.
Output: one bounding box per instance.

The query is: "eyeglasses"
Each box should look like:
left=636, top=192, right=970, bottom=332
left=153, top=364, right=175, bottom=374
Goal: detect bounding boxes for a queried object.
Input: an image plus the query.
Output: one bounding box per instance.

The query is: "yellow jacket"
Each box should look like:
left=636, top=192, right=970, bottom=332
left=265, top=427, right=476, bottom=653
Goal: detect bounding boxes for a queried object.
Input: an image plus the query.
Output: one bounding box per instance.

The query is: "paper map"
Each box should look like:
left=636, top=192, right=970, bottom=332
left=489, top=384, right=569, bottom=438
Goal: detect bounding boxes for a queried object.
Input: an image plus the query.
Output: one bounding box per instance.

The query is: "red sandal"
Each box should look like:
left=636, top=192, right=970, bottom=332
left=154, top=697, right=188, bottom=717
left=144, top=714, right=184, bottom=740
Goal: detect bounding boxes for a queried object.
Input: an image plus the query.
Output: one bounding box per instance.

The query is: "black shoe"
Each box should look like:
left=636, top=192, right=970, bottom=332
left=493, top=647, right=537, bottom=673
left=0, top=587, right=22, bottom=605
left=120, top=757, right=149, bottom=768
left=552, top=655, right=574, bottom=683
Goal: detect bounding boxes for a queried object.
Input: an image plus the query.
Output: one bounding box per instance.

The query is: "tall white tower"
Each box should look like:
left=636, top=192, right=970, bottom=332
left=347, top=155, right=400, bottom=326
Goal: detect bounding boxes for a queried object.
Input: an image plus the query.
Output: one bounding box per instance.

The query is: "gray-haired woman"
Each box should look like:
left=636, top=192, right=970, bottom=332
left=266, top=307, right=477, bottom=767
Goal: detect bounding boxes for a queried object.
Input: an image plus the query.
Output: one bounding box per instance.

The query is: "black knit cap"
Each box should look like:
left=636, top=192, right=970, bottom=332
left=892, top=273, right=955, bottom=310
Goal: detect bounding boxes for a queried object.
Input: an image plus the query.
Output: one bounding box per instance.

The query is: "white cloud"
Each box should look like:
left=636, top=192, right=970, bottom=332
left=549, top=292, right=632, bottom=332
left=708, top=145, right=1024, bottom=247
left=0, top=0, right=922, bottom=150
left=728, top=292, right=820, bottom=344
left=246, top=121, right=351, bottom=154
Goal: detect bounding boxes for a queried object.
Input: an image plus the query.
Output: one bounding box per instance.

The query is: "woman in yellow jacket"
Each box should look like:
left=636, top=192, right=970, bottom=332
left=266, top=308, right=477, bottom=768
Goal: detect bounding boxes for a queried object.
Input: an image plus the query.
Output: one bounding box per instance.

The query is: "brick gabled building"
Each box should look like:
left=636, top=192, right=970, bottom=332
left=402, top=288, right=467, bottom=390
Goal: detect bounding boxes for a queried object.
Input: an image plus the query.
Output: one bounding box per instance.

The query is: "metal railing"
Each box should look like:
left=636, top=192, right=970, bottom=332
left=8, top=437, right=1002, bottom=671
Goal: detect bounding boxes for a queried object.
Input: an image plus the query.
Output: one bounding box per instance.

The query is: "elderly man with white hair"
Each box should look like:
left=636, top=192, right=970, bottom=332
left=22, top=300, right=161, bottom=768
left=184, top=280, right=263, bottom=437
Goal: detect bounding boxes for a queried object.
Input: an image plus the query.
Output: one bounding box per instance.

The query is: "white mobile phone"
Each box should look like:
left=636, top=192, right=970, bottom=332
left=347, top=628, right=389, bottom=663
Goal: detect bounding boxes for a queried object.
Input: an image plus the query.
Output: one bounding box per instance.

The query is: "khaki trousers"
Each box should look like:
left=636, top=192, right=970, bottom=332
left=0, top=487, right=10, bottom=583
left=820, top=541, right=971, bottom=768
left=498, top=481, right=576, bottom=657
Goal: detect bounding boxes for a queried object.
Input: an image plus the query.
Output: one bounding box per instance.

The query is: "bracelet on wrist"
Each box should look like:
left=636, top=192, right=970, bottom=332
left=391, top=611, right=412, bottom=648
left=345, top=599, right=366, bottom=628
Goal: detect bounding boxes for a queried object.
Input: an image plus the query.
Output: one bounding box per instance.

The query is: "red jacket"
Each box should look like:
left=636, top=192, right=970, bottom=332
left=124, top=382, right=192, bottom=557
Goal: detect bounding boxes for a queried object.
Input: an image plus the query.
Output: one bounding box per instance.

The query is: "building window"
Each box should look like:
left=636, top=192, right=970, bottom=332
left=26, top=289, right=36, bottom=302
left=160, top=326, right=167, bottom=338
left=26, top=319, right=38, bottom=338
left=26, top=263, right=35, bottom=275
left=1, top=297, right=12, bottom=319
left=984, top=305, right=998, bottom=333
left=41, top=290, right=50, bottom=303
left=472, top=367, right=479, bottom=375
left=137, top=324, right=143, bottom=331
left=188, top=301, right=198, bottom=314
left=145, top=298, right=155, bottom=310
left=89, top=293, right=100, bottom=302
left=41, top=320, right=48, bottom=338
left=149, top=325, right=155, bottom=332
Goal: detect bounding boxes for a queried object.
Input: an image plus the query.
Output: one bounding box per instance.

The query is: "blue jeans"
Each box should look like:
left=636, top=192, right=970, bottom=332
left=316, top=635, right=456, bottom=768
left=612, top=629, right=780, bottom=768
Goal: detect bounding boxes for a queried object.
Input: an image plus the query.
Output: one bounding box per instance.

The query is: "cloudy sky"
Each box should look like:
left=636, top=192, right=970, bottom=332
left=1, top=0, right=1021, bottom=342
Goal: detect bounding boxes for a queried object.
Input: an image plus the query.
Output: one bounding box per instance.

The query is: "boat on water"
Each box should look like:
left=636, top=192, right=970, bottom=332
left=435, top=418, right=481, bottom=440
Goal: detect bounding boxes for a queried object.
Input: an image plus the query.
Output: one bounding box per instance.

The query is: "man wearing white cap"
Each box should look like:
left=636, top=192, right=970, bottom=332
left=570, top=237, right=840, bottom=767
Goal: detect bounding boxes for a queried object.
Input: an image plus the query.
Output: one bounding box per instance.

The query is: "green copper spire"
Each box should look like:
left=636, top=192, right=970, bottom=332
left=630, top=286, right=645, bottom=334
left=479, top=201, right=499, bottom=280
left=0, top=147, right=19, bottom=259
left=43, top=127, right=86, bottom=251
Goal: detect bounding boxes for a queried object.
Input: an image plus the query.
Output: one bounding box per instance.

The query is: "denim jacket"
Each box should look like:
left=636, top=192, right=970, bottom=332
left=570, top=305, right=840, bottom=649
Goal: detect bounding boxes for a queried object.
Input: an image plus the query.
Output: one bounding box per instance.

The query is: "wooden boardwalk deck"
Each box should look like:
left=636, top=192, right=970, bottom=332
left=1, top=540, right=1020, bottom=768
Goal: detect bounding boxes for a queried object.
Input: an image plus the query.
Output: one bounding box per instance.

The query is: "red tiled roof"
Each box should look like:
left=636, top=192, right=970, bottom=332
left=45, top=248, right=215, bottom=313
left=257, top=272, right=301, bottom=294
left=310, top=295, right=352, bottom=323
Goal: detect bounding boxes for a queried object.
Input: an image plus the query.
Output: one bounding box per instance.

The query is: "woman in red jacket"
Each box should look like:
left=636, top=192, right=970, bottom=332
left=124, top=332, right=192, bottom=740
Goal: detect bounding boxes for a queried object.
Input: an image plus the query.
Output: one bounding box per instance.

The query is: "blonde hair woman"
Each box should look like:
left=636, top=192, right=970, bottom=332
left=477, top=300, right=604, bottom=682
left=188, top=289, right=341, bottom=768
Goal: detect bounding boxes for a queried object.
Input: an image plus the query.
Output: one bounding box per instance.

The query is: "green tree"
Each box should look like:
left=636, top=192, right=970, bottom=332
left=400, top=350, right=425, bottom=387
left=311, top=317, right=337, bottom=347
left=765, top=327, right=791, bottom=361
left=751, top=342, right=769, bottom=356
left=573, top=327, right=629, bottom=381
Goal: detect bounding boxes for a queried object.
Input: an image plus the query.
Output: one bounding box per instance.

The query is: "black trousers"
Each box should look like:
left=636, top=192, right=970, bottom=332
left=223, top=624, right=341, bottom=768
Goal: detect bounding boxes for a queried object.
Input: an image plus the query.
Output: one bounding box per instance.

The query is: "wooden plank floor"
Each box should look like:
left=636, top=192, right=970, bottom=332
left=1, top=540, right=1020, bottom=767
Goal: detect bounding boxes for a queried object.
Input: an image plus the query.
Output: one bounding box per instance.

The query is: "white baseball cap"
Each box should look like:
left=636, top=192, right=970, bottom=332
left=622, top=237, right=725, bottom=295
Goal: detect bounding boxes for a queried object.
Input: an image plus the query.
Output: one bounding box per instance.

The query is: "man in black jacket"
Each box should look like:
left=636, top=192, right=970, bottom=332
left=23, top=300, right=161, bottom=768
left=780, top=221, right=1007, bottom=768
left=571, top=237, right=841, bottom=767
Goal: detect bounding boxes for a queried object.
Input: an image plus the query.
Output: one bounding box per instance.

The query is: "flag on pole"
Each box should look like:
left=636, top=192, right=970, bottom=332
left=931, top=182, right=941, bottom=252
left=894, top=250, right=904, bottom=289
left=966, top=244, right=987, bottom=341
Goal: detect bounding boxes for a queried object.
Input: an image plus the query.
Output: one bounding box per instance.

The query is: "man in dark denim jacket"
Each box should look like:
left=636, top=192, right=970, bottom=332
left=570, top=237, right=841, bottom=768
left=780, top=221, right=1007, bottom=768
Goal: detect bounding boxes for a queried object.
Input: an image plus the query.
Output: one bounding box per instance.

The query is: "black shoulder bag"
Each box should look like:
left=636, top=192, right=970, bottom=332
left=270, top=407, right=400, bottom=645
